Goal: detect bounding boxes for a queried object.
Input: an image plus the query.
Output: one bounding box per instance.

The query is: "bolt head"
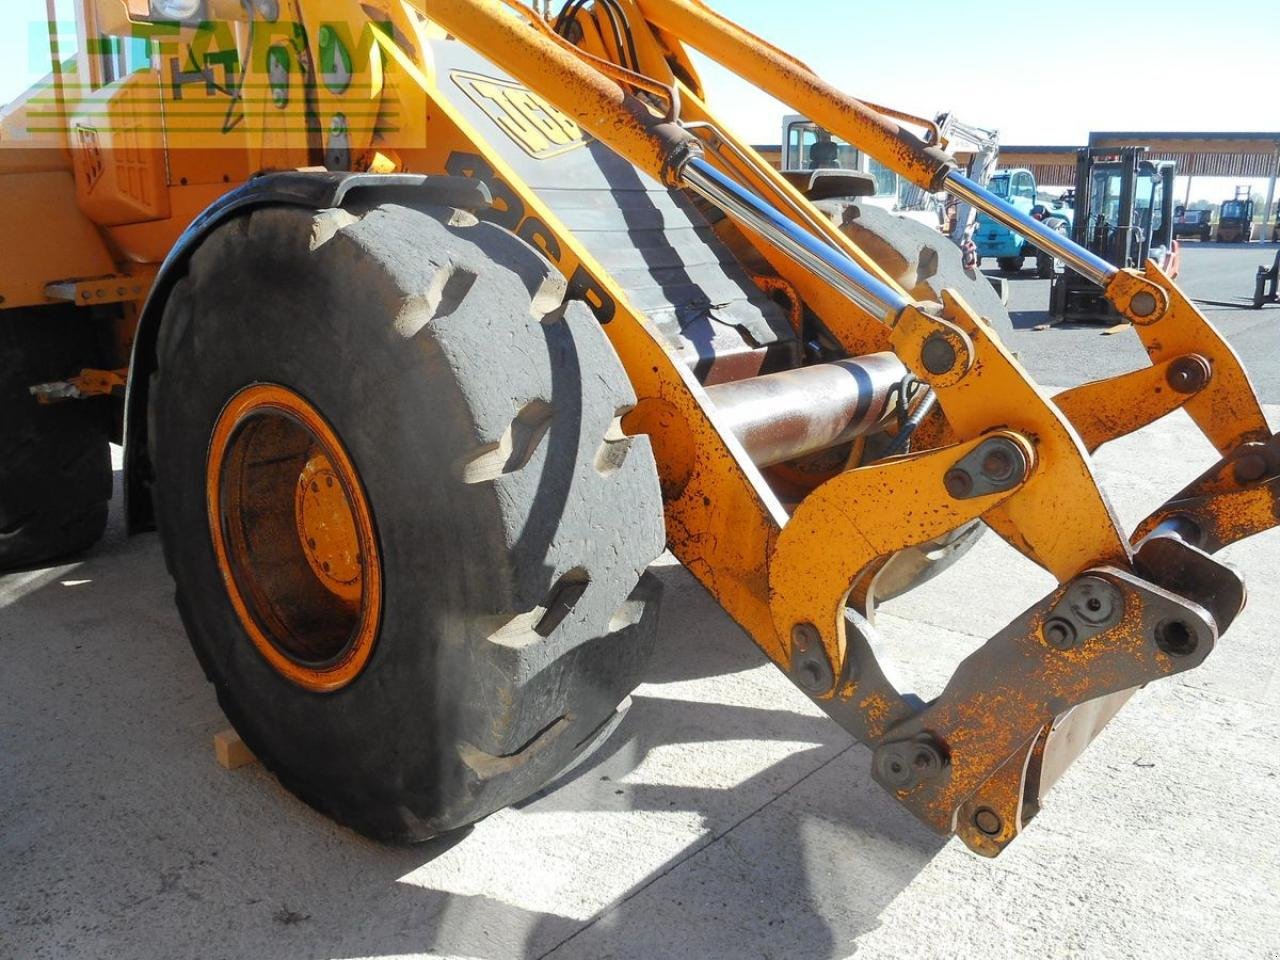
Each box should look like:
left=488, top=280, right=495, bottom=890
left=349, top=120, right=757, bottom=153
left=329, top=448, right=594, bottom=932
left=921, top=333, right=957, bottom=375
left=790, top=622, right=832, bottom=693
left=875, top=747, right=915, bottom=788
left=1043, top=617, right=1077, bottom=650
left=796, top=660, right=826, bottom=693
left=973, top=807, right=1003, bottom=837
left=1130, top=290, right=1159, bottom=318
left=874, top=738, right=947, bottom=790
left=1234, top=452, right=1268, bottom=485
left=944, top=468, right=974, bottom=499
left=976, top=438, right=1027, bottom=486
left=791, top=621, right=820, bottom=651
left=981, top=448, right=1014, bottom=482
left=1166, top=355, right=1210, bottom=395
left=1067, top=576, right=1121, bottom=627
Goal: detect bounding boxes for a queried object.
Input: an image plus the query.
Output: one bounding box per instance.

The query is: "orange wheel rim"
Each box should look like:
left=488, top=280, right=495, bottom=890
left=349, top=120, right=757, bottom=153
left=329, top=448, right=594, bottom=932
left=206, top=384, right=382, bottom=693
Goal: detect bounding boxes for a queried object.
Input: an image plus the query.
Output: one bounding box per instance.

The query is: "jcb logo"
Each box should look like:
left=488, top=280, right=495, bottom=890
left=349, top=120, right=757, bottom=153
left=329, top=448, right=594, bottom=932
left=452, top=71, right=589, bottom=159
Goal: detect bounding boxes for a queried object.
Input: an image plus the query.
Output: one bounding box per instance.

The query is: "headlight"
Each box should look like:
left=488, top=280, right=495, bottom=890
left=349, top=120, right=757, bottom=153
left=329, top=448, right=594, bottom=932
left=149, top=0, right=203, bottom=19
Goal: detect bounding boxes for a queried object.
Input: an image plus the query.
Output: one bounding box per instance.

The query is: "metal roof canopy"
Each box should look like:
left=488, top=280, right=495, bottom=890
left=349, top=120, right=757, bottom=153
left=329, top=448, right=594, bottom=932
left=1088, top=132, right=1280, bottom=179
left=1002, top=135, right=1280, bottom=178
left=996, top=134, right=1280, bottom=229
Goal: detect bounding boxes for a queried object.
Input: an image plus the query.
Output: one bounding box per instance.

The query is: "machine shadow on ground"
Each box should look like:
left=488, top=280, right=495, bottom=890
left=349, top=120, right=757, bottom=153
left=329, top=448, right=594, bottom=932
left=0, top=468, right=944, bottom=960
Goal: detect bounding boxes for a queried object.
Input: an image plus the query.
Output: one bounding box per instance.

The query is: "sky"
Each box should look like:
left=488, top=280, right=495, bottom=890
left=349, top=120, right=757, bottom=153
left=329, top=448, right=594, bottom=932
left=686, top=0, right=1279, bottom=146
left=3, top=0, right=1275, bottom=197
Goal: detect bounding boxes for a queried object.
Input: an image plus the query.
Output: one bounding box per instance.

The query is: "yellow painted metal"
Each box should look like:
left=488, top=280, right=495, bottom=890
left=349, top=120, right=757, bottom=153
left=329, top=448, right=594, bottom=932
left=769, top=431, right=1032, bottom=693
left=30, top=367, right=129, bottom=403
left=295, top=451, right=364, bottom=606
left=891, top=293, right=1130, bottom=580
left=632, top=0, right=954, bottom=191
left=0, top=171, right=118, bottom=309
left=1053, top=357, right=1206, bottom=454
left=428, top=0, right=696, bottom=184
left=0, top=0, right=1274, bottom=857
left=406, top=0, right=793, bottom=662
left=1107, top=262, right=1270, bottom=454
left=207, top=383, right=382, bottom=693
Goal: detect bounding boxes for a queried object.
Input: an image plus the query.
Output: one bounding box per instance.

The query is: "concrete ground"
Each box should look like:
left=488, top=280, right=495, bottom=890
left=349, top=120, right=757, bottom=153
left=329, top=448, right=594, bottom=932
left=3, top=245, right=1280, bottom=960
left=992, top=241, right=1280, bottom=401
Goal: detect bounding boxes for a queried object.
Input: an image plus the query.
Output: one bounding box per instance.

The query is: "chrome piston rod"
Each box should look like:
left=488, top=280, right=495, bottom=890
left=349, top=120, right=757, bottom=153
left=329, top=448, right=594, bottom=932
left=706, top=353, right=908, bottom=467
left=680, top=156, right=910, bottom=322
left=944, top=171, right=1118, bottom=288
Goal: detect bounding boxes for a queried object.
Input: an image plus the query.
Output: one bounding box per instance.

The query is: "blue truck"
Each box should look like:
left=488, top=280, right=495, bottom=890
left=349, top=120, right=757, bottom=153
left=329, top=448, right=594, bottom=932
left=974, top=168, right=1073, bottom=278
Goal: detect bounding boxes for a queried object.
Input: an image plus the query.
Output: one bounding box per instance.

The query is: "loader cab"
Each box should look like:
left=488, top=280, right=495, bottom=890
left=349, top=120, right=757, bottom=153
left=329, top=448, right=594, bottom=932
left=38, top=0, right=395, bottom=264
left=986, top=170, right=1038, bottom=208
left=780, top=115, right=943, bottom=227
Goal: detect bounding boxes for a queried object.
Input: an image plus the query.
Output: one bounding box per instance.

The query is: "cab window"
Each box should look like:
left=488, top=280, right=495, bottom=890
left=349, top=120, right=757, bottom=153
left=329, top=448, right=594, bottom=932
left=1011, top=172, right=1036, bottom=201
left=867, top=157, right=897, bottom=198
left=1148, top=177, right=1165, bottom=236
left=784, top=121, right=860, bottom=171
left=93, top=34, right=151, bottom=87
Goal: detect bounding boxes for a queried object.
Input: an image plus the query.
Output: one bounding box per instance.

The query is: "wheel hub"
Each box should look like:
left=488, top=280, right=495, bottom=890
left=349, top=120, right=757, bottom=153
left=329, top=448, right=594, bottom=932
left=206, top=384, right=381, bottom=692
left=295, top=452, right=362, bottom=604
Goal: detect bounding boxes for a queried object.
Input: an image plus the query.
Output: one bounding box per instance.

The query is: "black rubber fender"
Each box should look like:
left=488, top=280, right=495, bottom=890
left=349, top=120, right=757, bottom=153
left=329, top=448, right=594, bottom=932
left=123, top=172, right=492, bottom=532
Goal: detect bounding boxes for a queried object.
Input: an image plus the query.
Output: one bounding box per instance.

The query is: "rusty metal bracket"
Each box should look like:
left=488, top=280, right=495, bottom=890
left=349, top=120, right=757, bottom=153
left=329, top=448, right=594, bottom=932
left=892, top=293, right=1131, bottom=580
left=867, top=565, right=1217, bottom=854
left=30, top=368, right=128, bottom=403
left=45, top=270, right=157, bottom=307
left=769, top=430, right=1033, bottom=698
left=1134, top=433, right=1280, bottom=553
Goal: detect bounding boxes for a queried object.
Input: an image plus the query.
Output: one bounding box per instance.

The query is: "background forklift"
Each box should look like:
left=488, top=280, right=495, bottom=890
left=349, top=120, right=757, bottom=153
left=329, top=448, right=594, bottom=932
left=1216, top=186, right=1255, bottom=242
left=1050, top=147, right=1176, bottom=323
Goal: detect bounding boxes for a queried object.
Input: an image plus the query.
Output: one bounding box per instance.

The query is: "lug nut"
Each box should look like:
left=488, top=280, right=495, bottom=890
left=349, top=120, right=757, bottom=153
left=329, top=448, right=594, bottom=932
left=1043, top=617, right=1077, bottom=650
left=921, top=333, right=957, bottom=375
left=944, top=467, right=974, bottom=498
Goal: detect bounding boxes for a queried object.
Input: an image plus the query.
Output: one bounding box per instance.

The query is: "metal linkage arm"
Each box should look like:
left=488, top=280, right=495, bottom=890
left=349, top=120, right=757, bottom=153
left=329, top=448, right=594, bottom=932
left=1135, top=433, right=1280, bottom=554
left=680, top=157, right=907, bottom=322
left=944, top=172, right=1117, bottom=287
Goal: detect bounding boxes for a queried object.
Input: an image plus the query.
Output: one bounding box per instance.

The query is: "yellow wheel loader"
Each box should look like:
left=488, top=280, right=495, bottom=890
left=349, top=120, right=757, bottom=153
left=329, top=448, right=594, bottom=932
left=1, top=0, right=1276, bottom=855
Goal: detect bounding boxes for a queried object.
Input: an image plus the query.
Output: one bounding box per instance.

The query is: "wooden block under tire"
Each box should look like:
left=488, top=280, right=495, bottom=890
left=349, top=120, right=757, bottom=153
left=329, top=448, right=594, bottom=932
left=214, top=729, right=256, bottom=770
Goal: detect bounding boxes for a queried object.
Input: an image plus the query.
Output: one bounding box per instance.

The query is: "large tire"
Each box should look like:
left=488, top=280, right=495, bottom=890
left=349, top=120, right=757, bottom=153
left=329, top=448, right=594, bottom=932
left=822, top=200, right=1017, bottom=348
left=149, top=198, right=666, bottom=842
left=997, top=255, right=1025, bottom=273
left=0, top=307, right=111, bottom=570
left=819, top=202, right=1015, bottom=599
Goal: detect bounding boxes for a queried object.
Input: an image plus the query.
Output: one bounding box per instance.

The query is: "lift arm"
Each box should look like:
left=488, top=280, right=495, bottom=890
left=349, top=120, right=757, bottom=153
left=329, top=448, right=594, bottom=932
left=417, top=0, right=1277, bottom=854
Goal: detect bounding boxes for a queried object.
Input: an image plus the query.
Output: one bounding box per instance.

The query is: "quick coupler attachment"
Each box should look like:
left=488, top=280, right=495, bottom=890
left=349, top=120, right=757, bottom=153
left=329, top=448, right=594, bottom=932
left=822, top=534, right=1243, bottom=856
